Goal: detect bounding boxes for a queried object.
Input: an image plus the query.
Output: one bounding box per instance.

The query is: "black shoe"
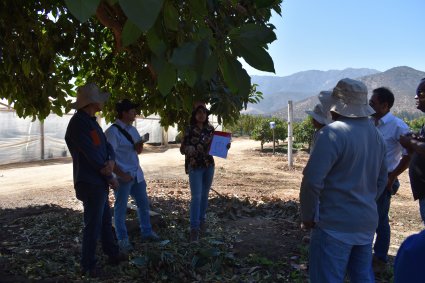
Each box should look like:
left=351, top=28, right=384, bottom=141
left=108, top=252, right=128, bottom=265
left=190, top=229, right=200, bottom=243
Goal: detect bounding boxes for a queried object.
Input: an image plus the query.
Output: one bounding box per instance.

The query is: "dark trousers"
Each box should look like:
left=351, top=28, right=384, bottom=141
left=76, top=182, right=119, bottom=271
left=373, top=179, right=400, bottom=262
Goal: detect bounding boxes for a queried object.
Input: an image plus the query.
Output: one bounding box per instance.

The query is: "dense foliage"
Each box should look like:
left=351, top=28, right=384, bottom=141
left=405, top=116, right=425, bottom=133
left=293, top=117, right=315, bottom=150
left=0, top=0, right=281, bottom=127
left=250, top=117, right=287, bottom=150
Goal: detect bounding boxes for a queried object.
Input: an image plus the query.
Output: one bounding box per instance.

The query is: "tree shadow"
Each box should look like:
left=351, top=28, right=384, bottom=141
left=0, top=195, right=310, bottom=282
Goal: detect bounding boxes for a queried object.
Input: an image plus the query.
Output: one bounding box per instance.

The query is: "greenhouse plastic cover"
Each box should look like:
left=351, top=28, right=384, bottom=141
left=0, top=111, right=180, bottom=165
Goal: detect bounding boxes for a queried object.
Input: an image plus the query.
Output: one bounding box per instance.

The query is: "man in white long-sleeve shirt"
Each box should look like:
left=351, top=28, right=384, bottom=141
left=369, top=87, right=410, bottom=272
left=300, top=78, right=387, bottom=283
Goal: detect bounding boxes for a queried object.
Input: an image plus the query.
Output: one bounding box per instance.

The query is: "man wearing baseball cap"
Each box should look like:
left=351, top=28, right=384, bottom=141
left=105, top=99, right=160, bottom=254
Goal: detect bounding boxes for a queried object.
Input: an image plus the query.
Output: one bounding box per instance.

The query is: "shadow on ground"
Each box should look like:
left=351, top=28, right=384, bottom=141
left=1, top=194, right=392, bottom=282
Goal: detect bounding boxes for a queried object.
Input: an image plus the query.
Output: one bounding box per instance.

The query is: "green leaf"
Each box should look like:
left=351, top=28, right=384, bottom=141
left=163, top=1, right=179, bottom=31
left=229, top=23, right=276, bottom=45
left=181, top=69, right=197, bottom=87
left=119, top=0, right=165, bottom=32
left=189, top=0, right=207, bottom=20
left=233, top=40, right=275, bottom=72
left=254, top=0, right=277, bottom=9
left=147, top=30, right=167, bottom=57
left=122, top=20, right=142, bottom=47
left=220, top=55, right=251, bottom=96
left=202, top=54, right=218, bottom=80
left=64, top=0, right=100, bottom=23
left=158, top=63, right=176, bottom=96
left=170, top=42, right=198, bottom=67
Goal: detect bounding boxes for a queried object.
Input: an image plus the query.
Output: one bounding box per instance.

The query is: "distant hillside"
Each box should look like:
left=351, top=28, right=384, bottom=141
left=245, top=68, right=380, bottom=114
left=271, top=66, right=425, bottom=120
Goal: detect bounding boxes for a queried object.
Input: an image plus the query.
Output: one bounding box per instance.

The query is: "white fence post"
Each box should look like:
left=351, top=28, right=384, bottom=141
left=287, top=100, right=293, bottom=168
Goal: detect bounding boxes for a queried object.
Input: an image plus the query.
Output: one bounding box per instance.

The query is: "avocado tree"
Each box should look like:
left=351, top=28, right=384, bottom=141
left=0, top=0, right=281, bottom=128
left=251, top=117, right=287, bottom=151
left=293, top=117, right=316, bottom=150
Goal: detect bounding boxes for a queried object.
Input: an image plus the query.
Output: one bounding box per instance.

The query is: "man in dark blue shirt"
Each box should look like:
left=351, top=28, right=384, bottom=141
left=65, top=83, right=126, bottom=277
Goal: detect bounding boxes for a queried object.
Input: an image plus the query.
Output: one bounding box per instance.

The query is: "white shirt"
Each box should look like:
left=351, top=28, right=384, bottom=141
left=105, top=119, right=144, bottom=182
left=375, top=112, right=410, bottom=172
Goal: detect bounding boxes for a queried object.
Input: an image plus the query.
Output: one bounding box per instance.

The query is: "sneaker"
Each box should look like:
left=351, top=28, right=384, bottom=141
left=190, top=228, right=199, bottom=243
left=107, top=252, right=128, bottom=265
left=141, top=231, right=161, bottom=242
left=118, top=239, right=134, bottom=254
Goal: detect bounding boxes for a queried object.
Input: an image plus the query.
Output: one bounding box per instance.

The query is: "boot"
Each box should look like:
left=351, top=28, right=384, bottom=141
left=190, top=228, right=199, bottom=243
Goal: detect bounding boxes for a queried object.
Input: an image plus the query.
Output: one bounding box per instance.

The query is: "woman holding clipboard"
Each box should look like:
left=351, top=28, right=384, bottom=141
left=180, top=101, right=230, bottom=242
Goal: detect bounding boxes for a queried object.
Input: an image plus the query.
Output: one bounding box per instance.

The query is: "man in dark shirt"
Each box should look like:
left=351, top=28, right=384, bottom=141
left=400, top=78, right=425, bottom=224
left=65, top=83, right=125, bottom=277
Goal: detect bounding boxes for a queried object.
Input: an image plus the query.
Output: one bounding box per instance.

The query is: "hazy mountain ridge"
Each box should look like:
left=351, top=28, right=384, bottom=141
left=246, top=68, right=380, bottom=114
left=248, top=66, right=425, bottom=120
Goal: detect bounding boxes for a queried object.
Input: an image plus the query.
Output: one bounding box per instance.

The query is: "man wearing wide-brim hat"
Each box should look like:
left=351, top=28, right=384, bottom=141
left=65, top=83, right=127, bottom=277
left=300, top=78, right=388, bottom=282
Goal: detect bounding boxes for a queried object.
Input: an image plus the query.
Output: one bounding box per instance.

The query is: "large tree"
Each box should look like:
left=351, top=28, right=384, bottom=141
left=0, top=0, right=281, bottom=127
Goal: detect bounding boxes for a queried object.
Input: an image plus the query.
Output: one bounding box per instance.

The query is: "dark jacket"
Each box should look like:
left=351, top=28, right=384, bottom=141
left=65, top=110, right=115, bottom=187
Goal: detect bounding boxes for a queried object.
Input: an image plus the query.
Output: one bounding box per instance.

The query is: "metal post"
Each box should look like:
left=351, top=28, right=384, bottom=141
left=272, top=128, right=275, bottom=154
left=40, top=120, right=45, bottom=160
left=288, top=100, right=293, bottom=168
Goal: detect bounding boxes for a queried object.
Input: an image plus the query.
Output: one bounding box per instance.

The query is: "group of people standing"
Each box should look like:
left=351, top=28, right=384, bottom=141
left=65, top=83, right=220, bottom=277
left=301, top=78, right=425, bottom=282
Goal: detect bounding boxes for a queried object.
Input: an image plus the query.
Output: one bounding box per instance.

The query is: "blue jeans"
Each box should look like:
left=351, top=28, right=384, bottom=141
left=373, top=179, right=400, bottom=262
left=76, top=182, right=119, bottom=271
left=419, top=198, right=425, bottom=225
left=309, top=227, right=374, bottom=283
left=189, top=166, right=215, bottom=229
left=114, top=179, right=152, bottom=240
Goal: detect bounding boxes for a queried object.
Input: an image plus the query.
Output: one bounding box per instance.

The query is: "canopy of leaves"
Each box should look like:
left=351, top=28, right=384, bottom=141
left=0, top=0, right=281, bottom=127
left=293, top=117, right=315, bottom=150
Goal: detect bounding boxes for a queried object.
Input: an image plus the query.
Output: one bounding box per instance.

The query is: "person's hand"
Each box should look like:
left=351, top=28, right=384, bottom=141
left=386, top=173, right=396, bottom=192
left=134, top=142, right=143, bottom=154
left=301, top=221, right=315, bottom=230
left=108, top=178, right=119, bottom=190
left=121, top=173, right=133, bottom=183
left=100, top=160, right=115, bottom=176
left=399, top=135, right=413, bottom=149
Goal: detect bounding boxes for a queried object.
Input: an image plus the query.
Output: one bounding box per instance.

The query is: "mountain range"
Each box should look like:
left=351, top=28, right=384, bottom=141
left=247, top=66, right=425, bottom=121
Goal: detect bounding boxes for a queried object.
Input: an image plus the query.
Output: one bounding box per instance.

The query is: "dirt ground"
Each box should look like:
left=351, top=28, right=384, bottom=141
left=0, top=137, right=423, bottom=282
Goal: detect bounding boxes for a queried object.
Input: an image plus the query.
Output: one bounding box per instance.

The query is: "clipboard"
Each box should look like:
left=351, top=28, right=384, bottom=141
left=209, top=131, right=231, bottom=159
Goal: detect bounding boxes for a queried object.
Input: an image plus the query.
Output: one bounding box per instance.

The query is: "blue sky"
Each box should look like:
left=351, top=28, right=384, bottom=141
left=241, top=0, right=425, bottom=77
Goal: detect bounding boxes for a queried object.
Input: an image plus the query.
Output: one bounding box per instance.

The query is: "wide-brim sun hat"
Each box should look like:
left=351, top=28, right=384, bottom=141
left=71, top=83, right=110, bottom=110
left=329, top=78, right=375, bottom=118
left=306, top=104, right=332, bottom=125
left=317, top=90, right=333, bottom=122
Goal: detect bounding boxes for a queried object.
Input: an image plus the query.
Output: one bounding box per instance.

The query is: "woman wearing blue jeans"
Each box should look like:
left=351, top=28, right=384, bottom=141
left=180, top=102, right=229, bottom=242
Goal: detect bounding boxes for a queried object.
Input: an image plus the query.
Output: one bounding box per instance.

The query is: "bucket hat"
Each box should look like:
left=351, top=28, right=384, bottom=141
left=71, top=83, right=110, bottom=110
left=329, top=78, right=375, bottom=118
